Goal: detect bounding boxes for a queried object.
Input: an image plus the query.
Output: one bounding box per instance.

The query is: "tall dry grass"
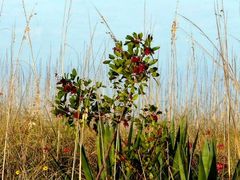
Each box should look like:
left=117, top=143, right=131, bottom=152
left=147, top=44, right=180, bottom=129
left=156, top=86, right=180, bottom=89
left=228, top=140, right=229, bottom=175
left=0, top=0, right=239, bottom=179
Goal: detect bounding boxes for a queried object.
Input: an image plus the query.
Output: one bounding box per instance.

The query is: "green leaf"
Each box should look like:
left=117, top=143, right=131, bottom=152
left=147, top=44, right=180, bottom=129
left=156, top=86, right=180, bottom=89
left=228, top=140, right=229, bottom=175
left=149, top=105, right=157, bottom=112
left=179, top=119, right=187, bottom=145
left=128, top=43, right=134, bottom=54
left=152, top=46, right=160, bottom=51
left=202, top=141, right=212, bottom=177
left=72, top=68, right=77, bottom=77
left=96, top=128, right=102, bottom=169
left=103, top=60, right=111, bottom=64
left=116, top=67, right=123, bottom=74
left=109, top=64, right=117, bottom=70
left=138, top=84, right=144, bottom=94
left=71, top=68, right=77, bottom=79
left=114, top=51, right=122, bottom=57
left=150, top=67, right=158, bottom=73
left=176, top=145, right=187, bottom=180
left=126, top=35, right=134, bottom=41
left=132, top=94, right=138, bottom=101
left=133, top=32, right=137, bottom=39
left=152, top=72, right=159, bottom=77
left=149, top=59, right=158, bottom=66
left=201, top=140, right=217, bottom=179
left=57, top=91, right=65, bottom=99
left=81, top=146, right=94, bottom=180
left=104, top=95, right=113, bottom=103
left=96, top=82, right=102, bottom=88
left=173, top=126, right=180, bottom=153
left=128, top=121, right=134, bottom=150
left=104, top=124, right=114, bottom=175
left=109, top=54, right=115, bottom=59
left=208, top=141, right=217, bottom=179
left=133, top=127, right=142, bottom=149
left=198, top=155, right=207, bottom=180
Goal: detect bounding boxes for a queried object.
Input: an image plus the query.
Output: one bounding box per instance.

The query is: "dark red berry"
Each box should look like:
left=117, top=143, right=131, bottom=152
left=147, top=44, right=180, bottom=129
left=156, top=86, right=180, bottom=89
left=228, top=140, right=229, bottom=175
left=144, top=47, right=152, bottom=55
left=151, top=113, right=158, bottom=121
left=217, top=162, right=226, bottom=173
left=138, top=63, right=146, bottom=73
left=73, top=112, right=80, bottom=119
left=133, top=66, right=139, bottom=74
left=63, top=147, right=71, bottom=153
left=71, top=86, right=77, bottom=94
left=57, top=78, right=67, bottom=85
left=131, top=56, right=140, bottom=63
left=63, top=83, right=73, bottom=92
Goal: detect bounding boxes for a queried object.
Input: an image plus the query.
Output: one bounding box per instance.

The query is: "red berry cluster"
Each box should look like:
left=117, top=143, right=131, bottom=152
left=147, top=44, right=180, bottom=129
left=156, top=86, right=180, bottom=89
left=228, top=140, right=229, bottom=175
left=144, top=47, right=152, bottom=56
left=151, top=113, right=158, bottom=121
left=131, top=56, right=140, bottom=63
left=217, top=143, right=224, bottom=150
left=216, top=162, right=227, bottom=174
left=131, top=55, right=147, bottom=75
left=58, top=78, right=77, bottom=94
left=63, top=147, right=71, bottom=153
left=133, top=63, right=146, bottom=75
left=73, top=111, right=81, bottom=119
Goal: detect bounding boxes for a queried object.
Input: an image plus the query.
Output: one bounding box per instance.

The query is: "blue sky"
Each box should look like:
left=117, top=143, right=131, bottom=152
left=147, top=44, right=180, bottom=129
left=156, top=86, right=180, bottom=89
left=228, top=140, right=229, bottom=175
left=0, top=0, right=240, bottom=72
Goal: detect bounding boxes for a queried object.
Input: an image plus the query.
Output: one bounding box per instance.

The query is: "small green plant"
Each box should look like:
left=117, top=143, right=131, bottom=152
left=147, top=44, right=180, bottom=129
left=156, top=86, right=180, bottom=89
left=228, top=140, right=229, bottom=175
left=54, top=70, right=114, bottom=131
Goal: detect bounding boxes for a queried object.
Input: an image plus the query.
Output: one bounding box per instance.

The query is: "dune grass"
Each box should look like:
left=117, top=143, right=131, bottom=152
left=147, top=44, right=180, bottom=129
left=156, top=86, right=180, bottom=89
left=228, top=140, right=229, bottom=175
left=0, top=0, right=240, bottom=179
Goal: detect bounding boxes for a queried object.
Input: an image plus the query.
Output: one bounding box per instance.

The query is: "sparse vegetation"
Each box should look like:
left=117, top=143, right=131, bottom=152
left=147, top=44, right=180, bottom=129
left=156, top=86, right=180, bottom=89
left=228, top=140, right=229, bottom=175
left=0, top=1, right=240, bottom=179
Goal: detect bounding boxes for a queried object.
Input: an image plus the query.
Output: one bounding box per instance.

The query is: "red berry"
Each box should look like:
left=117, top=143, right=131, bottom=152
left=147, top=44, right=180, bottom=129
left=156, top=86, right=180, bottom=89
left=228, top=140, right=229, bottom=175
left=138, top=63, right=146, bottom=73
left=71, top=86, right=77, bottom=94
left=151, top=114, right=158, bottom=121
left=63, top=147, right=71, bottom=153
left=131, top=56, right=140, bottom=63
left=133, top=63, right=146, bottom=74
left=63, top=83, right=73, bottom=92
left=217, top=144, right=224, bottom=150
left=217, top=162, right=225, bottom=173
left=57, top=78, right=67, bottom=85
left=144, top=47, right=152, bottom=55
left=133, top=66, right=139, bottom=74
left=73, top=112, right=80, bottom=119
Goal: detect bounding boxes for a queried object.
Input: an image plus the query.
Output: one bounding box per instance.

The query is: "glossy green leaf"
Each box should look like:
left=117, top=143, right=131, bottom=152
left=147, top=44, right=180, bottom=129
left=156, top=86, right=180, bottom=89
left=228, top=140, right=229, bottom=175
left=103, top=60, right=111, bottom=64
left=81, top=146, right=94, bottom=180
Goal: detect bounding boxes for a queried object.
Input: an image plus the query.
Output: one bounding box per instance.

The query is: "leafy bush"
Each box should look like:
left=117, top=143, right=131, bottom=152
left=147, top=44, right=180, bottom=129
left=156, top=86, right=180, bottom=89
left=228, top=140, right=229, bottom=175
left=53, top=32, right=239, bottom=179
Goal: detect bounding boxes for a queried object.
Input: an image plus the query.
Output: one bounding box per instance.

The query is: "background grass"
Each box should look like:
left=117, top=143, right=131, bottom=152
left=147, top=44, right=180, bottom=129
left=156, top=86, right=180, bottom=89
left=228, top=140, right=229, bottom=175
left=0, top=0, right=239, bottom=179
